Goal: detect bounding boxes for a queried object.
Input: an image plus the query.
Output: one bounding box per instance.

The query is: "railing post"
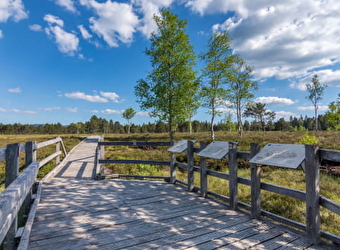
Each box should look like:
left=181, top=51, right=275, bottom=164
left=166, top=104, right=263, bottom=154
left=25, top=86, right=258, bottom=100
left=251, top=143, right=261, bottom=219
left=56, top=137, right=61, bottom=165
left=99, top=136, right=105, bottom=175
left=4, top=143, right=20, bottom=250
left=199, top=142, right=207, bottom=198
left=187, top=140, right=195, bottom=192
left=228, top=142, right=238, bottom=210
left=305, top=144, right=320, bottom=244
left=23, top=141, right=36, bottom=217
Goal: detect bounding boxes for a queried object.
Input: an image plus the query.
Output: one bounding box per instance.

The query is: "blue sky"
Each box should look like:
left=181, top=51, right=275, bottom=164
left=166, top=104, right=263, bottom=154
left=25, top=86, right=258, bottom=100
left=1, top=0, right=340, bottom=125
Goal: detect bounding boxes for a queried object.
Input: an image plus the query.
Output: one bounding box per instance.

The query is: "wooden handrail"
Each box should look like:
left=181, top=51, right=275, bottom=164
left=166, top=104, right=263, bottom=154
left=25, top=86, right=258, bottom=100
left=0, top=137, right=68, bottom=248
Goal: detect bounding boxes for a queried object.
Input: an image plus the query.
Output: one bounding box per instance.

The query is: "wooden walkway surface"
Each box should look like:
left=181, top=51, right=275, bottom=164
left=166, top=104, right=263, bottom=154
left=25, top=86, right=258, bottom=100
left=26, top=137, right=335, bottom=250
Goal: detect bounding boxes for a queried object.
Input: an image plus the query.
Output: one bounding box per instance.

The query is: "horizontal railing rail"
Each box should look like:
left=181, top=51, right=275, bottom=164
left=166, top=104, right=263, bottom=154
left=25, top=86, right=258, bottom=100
left=95, top=140, right=173, bottom=180
left=0, top=137, right=68, bottom=249
left=98, top=139, right=340, bottom=246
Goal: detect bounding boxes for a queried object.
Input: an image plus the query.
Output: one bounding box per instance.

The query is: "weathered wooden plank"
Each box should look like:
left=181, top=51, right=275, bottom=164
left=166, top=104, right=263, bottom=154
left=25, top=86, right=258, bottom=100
left=320, top=195, right=340, bottom=216
left=207, top=169, right=229, bottom=180
left=237, top=151, right=251, bottom=160
left=0, top=161, right=39, bottom=244
left=319, top=148, right=340, bottom=162
left=187, top=140, right=195, bottom=192
left=36, top=137, right=61, bottom=149
left=0, top=147, right=6, bottom=162
left=228, top=142, right=238, bottom=209
left=305, top=144, right=321, bottom=244
left=39, top=151, right=62, bottom=168
left=261, top=182, right=306, bottom=201
left=99, top=159, right=169, bottom=166
left=250, top=143, right=261, bottom=219
left=99, top=141, right=172, bottom=146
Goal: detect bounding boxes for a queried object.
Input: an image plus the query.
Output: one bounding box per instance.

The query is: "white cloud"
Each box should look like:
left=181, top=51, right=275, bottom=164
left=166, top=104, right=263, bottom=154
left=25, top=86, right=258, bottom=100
left=80, top=0, right=139, bottom=47
left=132, top=0, right=173, bottom=37
left=65, top=92, right=108, bottom=102
left=99, top=91, right=120, bottom=103
left=0, top=29, right=3, bottom=38
left=29, top=24, right=43, bottom=32
left=39, top=107, right=61, bottom=111
left=290, top=69, right=340, bottom=90
left=297, top=105, right=328, bottom=111
left=44, top=14, right=79, bottom=56
left=44, top=14, right=64, bottom=27
left=0, top=108, right=36, bottom=114
left=78, top=25, right=92, bottom=39
left=275, top=111, right=297, bottom=120
left=189, top=1, right=340, bottom=86
left=0, top=0, right=28, bottom=23
left=67, top=107, right=78, bottom=112
left=8, top=87, right=21, bottom=93
left=254, top=96, right=295, bottom=106
left=55, top=0, right=77, bottom=13
left=137, top=111, right=150, bottom=116
left=100, top=109, right=123, bottom=114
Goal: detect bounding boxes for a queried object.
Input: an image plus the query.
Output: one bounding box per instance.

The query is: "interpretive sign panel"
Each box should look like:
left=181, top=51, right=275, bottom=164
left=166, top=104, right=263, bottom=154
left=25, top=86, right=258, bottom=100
left=167, top=140, right=196, bottom=153
left=249, top=143, right=305, bottom=169
left=197, top=141, right=229, bottom=159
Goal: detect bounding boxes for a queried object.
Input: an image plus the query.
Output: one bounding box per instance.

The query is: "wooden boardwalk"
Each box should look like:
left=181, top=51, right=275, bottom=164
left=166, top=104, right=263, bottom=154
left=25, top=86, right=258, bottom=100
left=26, top=137, right=334, bottom=250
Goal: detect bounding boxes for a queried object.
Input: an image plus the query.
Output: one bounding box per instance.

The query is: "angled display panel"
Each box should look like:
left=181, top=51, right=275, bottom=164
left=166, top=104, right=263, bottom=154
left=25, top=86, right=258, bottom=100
left=249, top=143, right=305, bottom=169
left=197, top=141, right=229, bottom=159
left=167, top=140, right=196, bottom=153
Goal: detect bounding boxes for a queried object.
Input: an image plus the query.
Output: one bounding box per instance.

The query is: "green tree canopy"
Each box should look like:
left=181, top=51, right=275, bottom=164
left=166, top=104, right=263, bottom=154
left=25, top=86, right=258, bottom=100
left=134, top=8, right=199, bottom=140
left=244, top=102, right=275, bottom=131
left=227, top=56, right=258, bottom=137
left=306, top=74, right=327, bottom=130
left=325, top=93, right=340, bottom=130
left=200, top=30, right=234, bottom=140
left=122, top=107, right=136, bottom=133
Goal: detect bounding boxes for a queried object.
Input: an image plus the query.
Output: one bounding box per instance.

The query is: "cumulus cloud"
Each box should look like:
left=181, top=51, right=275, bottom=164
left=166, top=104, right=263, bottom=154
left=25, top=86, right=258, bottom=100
left=80, top=0, right=139, bottom=47
left=29, top=24, right=43, bottom=32
left=44, top=14, right=64, bottom=27
left=254, top=96, right=295, bottom=106
left=64, top=91, right=122, bottom=103
left=0, top=29, right=3, bottom=38
left=8, top=87, right=21, bottom=93
left=290, top=69, right=340, bottom=90
left=132, top=0, right=174, bottom=37
left=65, top=92, right=108, bottom=102
left=78, top=25, right=92, bottom=39
left=189, top=1, right=340, bottom=88
left=99, top=91, right=120, bottom=103
left=55, top=0, right=77, bottom=13
left=44, top=14, right=79, bottom=56
left=0, top=0, right=28, bottom=23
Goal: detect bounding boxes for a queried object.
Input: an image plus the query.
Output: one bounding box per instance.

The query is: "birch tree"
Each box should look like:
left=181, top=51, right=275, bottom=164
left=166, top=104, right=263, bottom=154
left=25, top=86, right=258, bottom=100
left=134, top=9, right=198, bottom=139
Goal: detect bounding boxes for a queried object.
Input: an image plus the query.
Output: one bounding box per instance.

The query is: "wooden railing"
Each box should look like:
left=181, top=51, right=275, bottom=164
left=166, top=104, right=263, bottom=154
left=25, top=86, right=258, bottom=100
left=97, top=140, right=340, bottom=246
left=0, top=137, right=67, bottom=250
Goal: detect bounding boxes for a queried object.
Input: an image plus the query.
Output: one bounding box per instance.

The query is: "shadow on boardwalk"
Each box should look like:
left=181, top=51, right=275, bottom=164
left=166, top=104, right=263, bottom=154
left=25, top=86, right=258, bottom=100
left=26, top=137, right=335, bottom=250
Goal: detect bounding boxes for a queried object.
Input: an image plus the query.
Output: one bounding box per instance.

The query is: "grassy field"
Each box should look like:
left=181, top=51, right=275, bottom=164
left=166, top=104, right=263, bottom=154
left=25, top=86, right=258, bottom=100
left=1, top=131, right=340, bottom=236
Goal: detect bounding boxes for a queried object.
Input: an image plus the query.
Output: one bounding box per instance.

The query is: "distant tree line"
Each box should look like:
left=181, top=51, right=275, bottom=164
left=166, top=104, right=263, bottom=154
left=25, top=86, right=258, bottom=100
left=0, top=114, right=335, bottom=135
